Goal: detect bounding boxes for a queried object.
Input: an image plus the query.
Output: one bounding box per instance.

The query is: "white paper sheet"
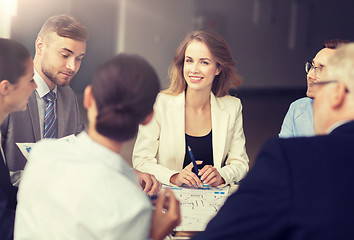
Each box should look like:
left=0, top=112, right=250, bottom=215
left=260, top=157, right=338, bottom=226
left=16, top=134, right=77, bottom=160
left=165, top=185, right=229, bottom=231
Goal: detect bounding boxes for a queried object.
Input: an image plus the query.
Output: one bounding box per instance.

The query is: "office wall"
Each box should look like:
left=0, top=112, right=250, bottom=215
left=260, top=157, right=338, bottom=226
left=119, top=0, right=195, bottom=89
left=196, top=0, right=354, bottom=89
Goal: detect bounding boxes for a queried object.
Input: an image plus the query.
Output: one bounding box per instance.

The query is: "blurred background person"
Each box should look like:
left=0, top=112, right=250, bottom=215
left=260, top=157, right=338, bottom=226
left=0, top=38, right=37, bottom=240
left=279, top=39, right=348, bottom=138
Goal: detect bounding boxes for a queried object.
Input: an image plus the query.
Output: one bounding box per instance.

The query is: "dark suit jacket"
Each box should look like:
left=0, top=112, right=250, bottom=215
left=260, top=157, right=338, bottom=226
left=0, top=151, right=17, bottom=240
left=192, top=121, right=354, bottom=240
left=1, top=86, right=86, bottom=184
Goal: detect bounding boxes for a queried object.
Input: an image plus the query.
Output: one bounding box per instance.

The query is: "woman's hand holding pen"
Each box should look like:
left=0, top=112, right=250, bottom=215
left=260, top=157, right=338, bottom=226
left=199, top=165, right=225, bottom=187
left=149, top=188, right=181, bottom=240
left=170, top=161, right=203, bottom=187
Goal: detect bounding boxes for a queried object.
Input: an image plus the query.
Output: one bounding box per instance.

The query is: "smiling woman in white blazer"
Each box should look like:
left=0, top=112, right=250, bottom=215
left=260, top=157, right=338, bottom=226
left=133, top=30, right=249, bottom=187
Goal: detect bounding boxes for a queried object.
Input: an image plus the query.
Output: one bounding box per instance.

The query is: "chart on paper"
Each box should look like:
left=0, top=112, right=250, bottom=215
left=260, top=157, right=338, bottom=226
left=166, top=185, right=229, bottom=231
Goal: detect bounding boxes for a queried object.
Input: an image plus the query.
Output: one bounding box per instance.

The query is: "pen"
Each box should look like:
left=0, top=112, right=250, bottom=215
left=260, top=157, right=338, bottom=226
left=187, top=145, right=200, bottom=179
left=149, top=194, right=158, bottom=201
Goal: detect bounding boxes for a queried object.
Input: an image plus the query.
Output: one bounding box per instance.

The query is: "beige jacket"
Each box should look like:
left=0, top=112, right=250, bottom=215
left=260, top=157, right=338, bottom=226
left=132, top=92, right=249, bottom=185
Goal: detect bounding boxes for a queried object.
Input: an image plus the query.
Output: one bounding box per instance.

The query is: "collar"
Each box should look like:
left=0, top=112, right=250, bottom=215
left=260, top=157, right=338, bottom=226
left=34, top=68, right=57, bottom=98
left=76, top=132, right=135, bottom=180
left=327, top=120, right=352, bottom=134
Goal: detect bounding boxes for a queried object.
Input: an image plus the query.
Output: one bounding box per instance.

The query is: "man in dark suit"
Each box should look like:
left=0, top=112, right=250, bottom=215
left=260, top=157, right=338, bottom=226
left=1, top=14, right=88, bottom=186
left=191, top=42, right=354, bottom=239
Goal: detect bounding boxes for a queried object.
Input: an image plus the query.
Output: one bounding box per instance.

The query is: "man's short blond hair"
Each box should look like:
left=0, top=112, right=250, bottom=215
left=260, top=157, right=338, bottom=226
left=38, top=14, right=88, bottom=42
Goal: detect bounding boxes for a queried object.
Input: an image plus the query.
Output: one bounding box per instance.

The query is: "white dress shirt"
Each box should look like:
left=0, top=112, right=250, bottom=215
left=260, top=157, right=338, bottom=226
left=14, top=132, right=152, bottom=240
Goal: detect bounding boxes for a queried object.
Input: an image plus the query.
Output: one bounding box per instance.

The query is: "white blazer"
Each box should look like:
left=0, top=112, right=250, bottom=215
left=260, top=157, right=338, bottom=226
left=132, top=92, right=249, bottom=185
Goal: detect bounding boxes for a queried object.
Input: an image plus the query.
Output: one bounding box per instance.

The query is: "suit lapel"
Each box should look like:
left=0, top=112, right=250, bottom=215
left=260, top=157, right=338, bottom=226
left=28, top=93, right=41, bottom=141
left=211, top=94, right=228, bottom=168
left=168, top=93, right=186, bottom=170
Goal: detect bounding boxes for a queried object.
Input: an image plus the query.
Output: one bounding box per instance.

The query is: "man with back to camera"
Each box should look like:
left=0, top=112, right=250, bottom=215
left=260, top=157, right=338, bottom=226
left=1, top=14, right=161, bottom=195
left=279, top=39, right=348, bottom=138
left=190, top=42, right=354, bottom=239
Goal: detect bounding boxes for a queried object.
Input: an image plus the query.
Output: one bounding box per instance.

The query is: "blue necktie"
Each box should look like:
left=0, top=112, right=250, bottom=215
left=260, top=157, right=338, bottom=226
left=43, top=91, right=57, bottom=138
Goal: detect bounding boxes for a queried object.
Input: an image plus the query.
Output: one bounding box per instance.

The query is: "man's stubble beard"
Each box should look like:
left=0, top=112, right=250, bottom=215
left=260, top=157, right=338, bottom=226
left=42, top=63, right=73, bottom=87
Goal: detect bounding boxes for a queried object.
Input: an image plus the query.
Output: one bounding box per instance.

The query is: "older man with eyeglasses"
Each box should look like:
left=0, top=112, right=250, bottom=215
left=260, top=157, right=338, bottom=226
left=190, top=42, right=354, bottom=240
left=279, top=39, right=348, bottom=138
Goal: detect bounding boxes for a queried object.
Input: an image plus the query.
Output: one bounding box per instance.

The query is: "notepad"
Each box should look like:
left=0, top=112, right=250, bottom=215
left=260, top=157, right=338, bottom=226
left=164, top=184, right=229, bottom=231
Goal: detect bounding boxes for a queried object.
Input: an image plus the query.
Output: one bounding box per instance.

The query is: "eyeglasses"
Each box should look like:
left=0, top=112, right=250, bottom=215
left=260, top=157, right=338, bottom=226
left=310, top=80, right=350, bottom=93
left=305, top=61, right=323, bottom=78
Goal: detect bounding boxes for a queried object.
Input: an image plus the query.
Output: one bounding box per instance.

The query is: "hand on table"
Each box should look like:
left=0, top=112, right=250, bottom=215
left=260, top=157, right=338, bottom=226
left=199, top=165, right=225, bottom=187
left=170, top=161, right=203, bottom=187
left=134, top=169, right=162, bottom=196
left=150, top=188, right=181, bottom=240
